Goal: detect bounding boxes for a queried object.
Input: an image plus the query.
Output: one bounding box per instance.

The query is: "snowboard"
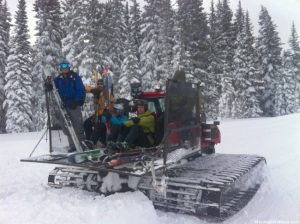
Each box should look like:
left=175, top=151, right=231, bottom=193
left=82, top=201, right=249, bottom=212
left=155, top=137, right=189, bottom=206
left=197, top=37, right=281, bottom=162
left=68, top=149, right=105, bottom=163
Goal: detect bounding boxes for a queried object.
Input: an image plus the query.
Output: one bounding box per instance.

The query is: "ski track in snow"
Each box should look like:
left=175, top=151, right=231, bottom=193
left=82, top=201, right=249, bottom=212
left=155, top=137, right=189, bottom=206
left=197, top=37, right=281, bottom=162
left=0, top=114, right=300, bottom=224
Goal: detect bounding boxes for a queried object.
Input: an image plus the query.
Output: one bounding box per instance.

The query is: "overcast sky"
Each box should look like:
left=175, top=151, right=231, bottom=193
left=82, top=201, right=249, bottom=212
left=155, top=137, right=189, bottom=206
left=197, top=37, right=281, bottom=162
left=7, top=0, right=300, bottom=48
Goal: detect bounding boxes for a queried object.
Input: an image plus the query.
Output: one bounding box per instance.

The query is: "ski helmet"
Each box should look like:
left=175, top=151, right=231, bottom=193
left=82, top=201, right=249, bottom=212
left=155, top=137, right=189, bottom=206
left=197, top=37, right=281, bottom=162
left=113, top=103, right=124, bottom=116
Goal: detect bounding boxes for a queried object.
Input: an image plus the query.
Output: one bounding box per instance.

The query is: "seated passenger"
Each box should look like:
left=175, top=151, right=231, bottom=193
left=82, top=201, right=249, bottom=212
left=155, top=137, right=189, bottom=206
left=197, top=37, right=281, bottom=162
left=84, top=66, right=114, bottom=147
left=87, top=103, right=128, bottom=147
left=108, top=100, right=155, bottom=152
left=83, top=78, right=106, bottom=146
left=106, top=104, right=129, bottom=142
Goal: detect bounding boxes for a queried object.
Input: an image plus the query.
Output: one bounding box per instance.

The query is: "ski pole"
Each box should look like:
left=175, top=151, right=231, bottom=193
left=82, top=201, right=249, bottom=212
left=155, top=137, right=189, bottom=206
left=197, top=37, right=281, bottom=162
left=29, top=128, right=48, bottom=157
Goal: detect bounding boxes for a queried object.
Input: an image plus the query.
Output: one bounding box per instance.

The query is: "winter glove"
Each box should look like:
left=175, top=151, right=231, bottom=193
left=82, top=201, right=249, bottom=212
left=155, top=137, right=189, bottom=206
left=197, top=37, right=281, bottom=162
left=131, top=117, right=140, bottom=124
left=44, top=77, right=53, bottom=92
left=68, top=101, right=78, bottom=110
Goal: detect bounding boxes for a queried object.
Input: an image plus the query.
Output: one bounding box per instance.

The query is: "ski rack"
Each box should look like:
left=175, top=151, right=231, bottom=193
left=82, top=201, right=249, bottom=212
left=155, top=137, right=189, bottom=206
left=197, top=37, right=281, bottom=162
left=43, top=66, right=83, bottom=153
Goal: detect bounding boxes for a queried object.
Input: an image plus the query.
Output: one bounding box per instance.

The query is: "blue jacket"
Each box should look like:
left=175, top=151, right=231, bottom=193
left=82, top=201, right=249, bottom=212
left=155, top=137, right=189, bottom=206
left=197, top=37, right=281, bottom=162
left=101, top=115, right=129, bottom=125
left=54, top=71, right=85, bottom=108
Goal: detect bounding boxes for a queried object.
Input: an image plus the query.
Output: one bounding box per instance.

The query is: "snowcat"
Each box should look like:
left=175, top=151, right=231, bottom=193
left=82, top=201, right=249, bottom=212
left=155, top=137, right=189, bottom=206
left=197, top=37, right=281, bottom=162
left=21, top=74, right=266, bottom=221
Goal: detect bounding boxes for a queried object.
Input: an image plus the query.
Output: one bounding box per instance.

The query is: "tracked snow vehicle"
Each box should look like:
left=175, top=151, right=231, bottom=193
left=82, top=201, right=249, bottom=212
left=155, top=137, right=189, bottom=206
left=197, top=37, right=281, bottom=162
left=21, top=76, right=266, bottom=220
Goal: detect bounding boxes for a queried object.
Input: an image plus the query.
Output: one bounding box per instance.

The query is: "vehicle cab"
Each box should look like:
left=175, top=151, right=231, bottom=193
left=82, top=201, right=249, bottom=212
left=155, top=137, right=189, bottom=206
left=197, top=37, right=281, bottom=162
left=129, top=81, right=220, bottom=152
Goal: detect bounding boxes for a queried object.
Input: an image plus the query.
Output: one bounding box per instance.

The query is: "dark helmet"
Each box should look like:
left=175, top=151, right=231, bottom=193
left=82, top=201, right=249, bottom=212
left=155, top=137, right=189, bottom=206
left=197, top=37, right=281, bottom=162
left=136, top=99, right=148, bottom=111
left=59, top=60, right=70, bottom=70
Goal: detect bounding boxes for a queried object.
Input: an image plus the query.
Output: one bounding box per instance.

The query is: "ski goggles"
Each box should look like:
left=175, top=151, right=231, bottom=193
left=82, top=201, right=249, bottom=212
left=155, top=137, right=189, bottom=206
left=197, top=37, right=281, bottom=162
left=59, top=63, right=70, bottom=69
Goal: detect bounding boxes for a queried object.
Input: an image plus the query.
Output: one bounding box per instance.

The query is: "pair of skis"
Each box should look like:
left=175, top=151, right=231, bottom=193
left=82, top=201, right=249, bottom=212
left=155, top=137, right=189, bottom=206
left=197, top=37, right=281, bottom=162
left=67, top=147, right=155, bottom=168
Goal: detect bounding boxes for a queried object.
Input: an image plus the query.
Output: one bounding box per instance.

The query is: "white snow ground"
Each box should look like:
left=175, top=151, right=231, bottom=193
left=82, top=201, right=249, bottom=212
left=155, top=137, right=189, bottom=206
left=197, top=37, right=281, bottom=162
left=0, top=114, right=300, bottom=224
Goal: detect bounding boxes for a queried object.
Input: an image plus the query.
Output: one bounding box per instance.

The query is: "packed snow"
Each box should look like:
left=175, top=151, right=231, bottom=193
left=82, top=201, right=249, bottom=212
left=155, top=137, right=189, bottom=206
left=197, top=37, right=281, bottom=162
left=0, top=113, right=300, bottom=224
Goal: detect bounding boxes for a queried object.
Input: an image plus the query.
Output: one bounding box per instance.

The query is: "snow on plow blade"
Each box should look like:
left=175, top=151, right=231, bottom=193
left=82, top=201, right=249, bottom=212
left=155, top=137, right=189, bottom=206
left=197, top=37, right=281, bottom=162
left=138, top=153, right=266, bottom=220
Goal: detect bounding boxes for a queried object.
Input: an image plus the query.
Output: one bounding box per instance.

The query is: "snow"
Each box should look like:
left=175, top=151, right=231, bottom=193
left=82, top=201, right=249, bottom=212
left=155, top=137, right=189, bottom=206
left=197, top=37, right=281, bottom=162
left=1, top=114, right=300, bottom=224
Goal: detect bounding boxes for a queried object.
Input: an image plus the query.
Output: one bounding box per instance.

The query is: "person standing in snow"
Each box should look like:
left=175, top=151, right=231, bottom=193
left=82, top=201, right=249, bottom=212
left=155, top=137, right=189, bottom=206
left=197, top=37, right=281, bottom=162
left=48, top=60, right=86, bottom=152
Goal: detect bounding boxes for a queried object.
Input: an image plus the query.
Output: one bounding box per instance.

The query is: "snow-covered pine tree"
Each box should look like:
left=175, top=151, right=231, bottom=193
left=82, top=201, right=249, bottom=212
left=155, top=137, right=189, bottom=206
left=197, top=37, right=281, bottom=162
left=33, top=0, right=63, bottom=72
left=73, top=0, right=110, bottom=119
left=118, top=3, right=131, bottom=99
left=75, top=0, right=104, bottom=83
left=0, top=0, right=11, bottom=133
left=231, top=11, right=262, bottom=118
left=179, top=49, right=193, bottom=81
left=61, top=1, right=86, bottom=69
left=31, top=0, right=64, bottom=129
left=4, top=0, right=32, bottom=133
left=276, top=23, right=300, bottom=115
left=140, top=0, right=176, bottom=90
left=232, top=0, right=244, bottom=48
left=231, top=3, right=246, bottom=119
left=215, top=0, right=235, bottom=118
left=119, top=2, right=141, bottom=99
left=276, top=50, right=298, bottom=115
left=139, top=0, right=162, bottom=91
left=177, top=0, right=209, bottom=81
left=256, top=6, right=282, bottom=117
left=129, top=0, right=142, bottom=61
left=101, top=3, right=115, bottom=62
left=30, top=45, right=45, bottom=131
left=206, top=0, right=221, bottom=119
left=219, top=71, right=235, bottom=118
left=288, top=22, right=300, bottom=112
left=157, top=0, right=175, bottom=87
left=125, top=2, right=130, bottom=30
left=105, top=0, right=126, bottom=89
left=171, top=16, right=181, bottom=74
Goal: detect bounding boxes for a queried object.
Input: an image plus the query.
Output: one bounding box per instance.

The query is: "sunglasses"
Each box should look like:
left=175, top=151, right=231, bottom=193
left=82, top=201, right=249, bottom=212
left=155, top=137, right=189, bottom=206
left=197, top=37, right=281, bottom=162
left=60, top=63, right=70, bottom=69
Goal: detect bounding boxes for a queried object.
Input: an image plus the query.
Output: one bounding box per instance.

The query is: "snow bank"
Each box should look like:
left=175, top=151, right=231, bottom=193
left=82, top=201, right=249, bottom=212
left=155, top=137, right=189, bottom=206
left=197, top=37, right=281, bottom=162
left=219, top=113, right=300, bottom=223
left=0, top=114, right=300, bottom=224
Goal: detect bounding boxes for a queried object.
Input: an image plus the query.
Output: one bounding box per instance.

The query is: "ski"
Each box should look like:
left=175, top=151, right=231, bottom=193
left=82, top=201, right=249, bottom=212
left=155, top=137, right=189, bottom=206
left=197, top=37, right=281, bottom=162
left=107, top=154, right=151, bottom=167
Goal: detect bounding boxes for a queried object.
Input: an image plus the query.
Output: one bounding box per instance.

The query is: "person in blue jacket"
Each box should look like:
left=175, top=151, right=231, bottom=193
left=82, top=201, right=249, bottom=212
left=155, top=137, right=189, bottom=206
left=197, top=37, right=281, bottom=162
left=106, top=103, right=129, bottom=142
left=53, top=60, right=86, bottom=152
left=90, top=103, right=128, bottom=146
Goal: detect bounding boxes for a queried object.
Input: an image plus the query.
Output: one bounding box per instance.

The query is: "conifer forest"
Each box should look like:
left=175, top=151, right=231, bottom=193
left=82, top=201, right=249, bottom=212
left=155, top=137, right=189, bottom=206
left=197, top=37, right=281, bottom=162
left=0, top=0, right=299, bottom=133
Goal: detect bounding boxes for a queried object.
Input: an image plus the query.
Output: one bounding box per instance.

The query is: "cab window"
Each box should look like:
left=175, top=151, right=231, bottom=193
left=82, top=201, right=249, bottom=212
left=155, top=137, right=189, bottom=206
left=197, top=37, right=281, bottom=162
left=147, top=101, right=156, bottom=113
left=159, top=98, right=165, bottom=112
